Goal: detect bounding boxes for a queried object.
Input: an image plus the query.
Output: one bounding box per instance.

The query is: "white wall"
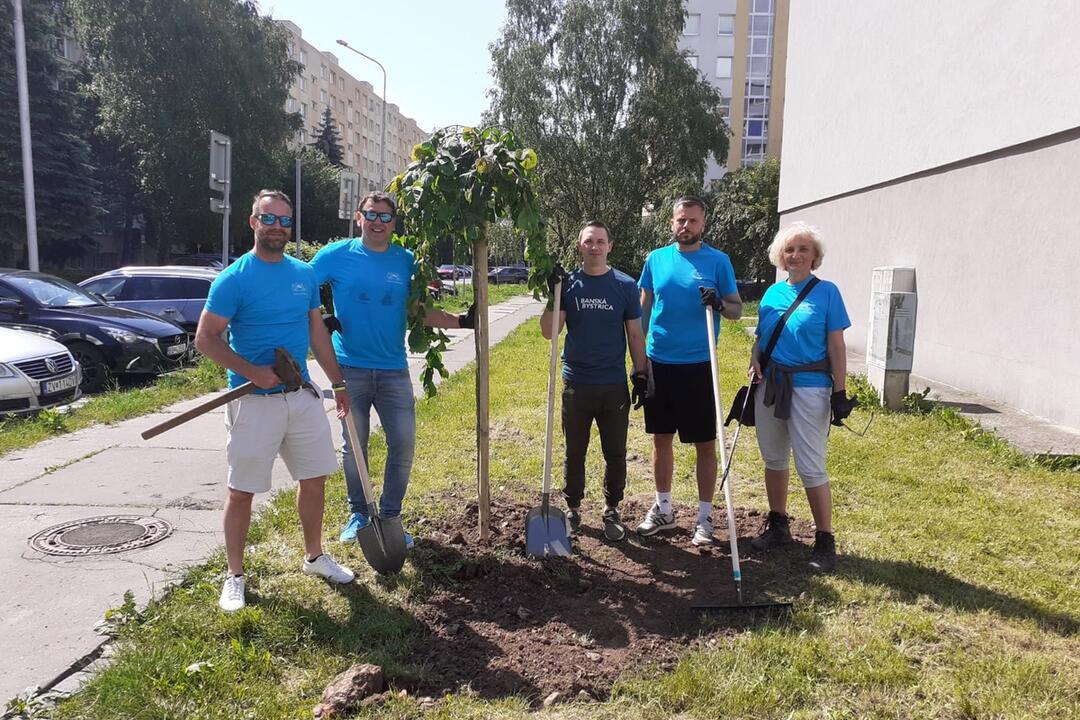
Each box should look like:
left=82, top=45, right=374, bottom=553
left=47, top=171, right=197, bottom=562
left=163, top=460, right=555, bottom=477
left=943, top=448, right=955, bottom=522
left=779, top=0, right=1080, bottom=211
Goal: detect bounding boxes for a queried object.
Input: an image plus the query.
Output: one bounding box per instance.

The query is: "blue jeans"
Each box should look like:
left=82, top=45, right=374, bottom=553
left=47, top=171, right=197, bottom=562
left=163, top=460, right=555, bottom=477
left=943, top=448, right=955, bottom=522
left=339, top=366, right=416, bottom=518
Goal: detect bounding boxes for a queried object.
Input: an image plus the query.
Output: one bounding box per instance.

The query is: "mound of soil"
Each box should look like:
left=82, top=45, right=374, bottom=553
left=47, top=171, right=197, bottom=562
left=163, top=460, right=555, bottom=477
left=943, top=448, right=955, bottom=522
left=395, top=494, right=817, bottom=705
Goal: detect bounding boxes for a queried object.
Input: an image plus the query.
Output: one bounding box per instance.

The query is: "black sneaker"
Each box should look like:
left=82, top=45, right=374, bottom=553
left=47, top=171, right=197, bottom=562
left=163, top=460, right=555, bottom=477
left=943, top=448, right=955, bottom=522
left=602, top=507, right=626, bottom=541
left=809, top=531, right=836, bottom=572
left=567, top=507, right=582, bottom=533
left=750, top=511, right=793, bottom=551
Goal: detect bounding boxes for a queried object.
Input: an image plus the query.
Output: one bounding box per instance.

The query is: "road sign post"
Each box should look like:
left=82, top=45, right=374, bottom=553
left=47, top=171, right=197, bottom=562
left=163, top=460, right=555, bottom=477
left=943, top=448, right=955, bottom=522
left=209, top=131, right=232, bottom=267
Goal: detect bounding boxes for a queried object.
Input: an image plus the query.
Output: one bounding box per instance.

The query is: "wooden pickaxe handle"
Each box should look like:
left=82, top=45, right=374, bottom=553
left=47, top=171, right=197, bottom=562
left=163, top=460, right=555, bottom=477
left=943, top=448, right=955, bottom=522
left=140, top=382, right=255, bottom=440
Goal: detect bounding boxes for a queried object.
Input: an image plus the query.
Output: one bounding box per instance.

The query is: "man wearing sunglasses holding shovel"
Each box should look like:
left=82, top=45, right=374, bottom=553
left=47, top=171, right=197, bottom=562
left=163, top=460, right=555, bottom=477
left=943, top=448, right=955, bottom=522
left=311, top=191, right=475, bottom=550
left=195, top=190, right=355, bottom=613
left=636, top=196, right=743, bottom=546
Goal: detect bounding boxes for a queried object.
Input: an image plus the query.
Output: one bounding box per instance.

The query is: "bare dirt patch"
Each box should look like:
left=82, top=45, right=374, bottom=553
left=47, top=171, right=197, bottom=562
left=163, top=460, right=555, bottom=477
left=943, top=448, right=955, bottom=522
left=394, top=493, right=818, bottom=705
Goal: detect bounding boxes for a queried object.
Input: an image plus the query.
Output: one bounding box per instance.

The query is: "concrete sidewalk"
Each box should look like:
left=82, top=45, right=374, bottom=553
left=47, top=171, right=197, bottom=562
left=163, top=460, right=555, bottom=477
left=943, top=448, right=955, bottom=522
left=0, top=295, right=543, bottom=703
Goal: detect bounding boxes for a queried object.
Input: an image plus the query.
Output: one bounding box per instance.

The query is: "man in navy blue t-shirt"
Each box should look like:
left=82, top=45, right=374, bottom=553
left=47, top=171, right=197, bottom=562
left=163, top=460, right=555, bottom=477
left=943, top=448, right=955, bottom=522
left=636, top=196, right=743, bottom=547
left=541, top=220, right=647, bottom=540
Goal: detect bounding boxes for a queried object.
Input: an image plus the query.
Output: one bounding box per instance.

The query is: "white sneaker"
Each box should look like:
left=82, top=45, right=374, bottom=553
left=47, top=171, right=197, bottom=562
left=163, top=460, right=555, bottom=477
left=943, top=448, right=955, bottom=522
left=303, top=553, right=355, bottom=584
left=692, top=517, right=715, bottom=546
left=219, top=574, right=245, bottom=613
left=636, top=503, right=677, bottom=536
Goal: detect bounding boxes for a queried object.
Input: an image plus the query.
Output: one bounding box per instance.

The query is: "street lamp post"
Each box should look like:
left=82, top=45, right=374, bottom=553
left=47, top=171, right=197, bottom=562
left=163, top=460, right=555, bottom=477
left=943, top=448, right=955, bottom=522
left=13, top=0, right=39, bottom=270
left=336, top=39, right=387, bottom=189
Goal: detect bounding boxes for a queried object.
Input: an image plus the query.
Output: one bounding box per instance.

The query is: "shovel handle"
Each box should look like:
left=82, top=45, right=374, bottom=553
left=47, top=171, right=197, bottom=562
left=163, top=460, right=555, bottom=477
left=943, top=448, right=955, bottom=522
left=542, top=281, right=561, bottom=497
left=140, top=382, right=254, bottom=440
left=343, top=411, right=378, bottom=513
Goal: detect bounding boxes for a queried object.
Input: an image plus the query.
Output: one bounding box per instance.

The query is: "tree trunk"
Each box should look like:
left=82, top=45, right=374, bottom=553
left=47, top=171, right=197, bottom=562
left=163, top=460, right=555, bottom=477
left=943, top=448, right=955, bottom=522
left=473, top=225, right=490, bottom=543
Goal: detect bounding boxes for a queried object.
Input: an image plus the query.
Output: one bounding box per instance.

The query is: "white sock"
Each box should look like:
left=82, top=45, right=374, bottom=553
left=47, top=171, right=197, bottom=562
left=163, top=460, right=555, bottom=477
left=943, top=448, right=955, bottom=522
left=698, top=501, right=712, bottom=525
left=656, top=492, right=673, bottom=514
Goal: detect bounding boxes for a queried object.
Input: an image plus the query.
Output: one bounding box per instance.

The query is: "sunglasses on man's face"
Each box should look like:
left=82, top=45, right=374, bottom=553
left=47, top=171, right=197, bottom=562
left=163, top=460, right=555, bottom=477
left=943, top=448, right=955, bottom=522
left=359, top=209, right=394, bottom=223
left=257, top=213, right=294, bottom=228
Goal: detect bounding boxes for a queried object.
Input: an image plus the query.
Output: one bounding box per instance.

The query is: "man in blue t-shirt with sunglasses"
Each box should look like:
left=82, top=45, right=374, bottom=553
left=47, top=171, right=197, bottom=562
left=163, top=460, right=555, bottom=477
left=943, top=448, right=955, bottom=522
left=312, top=191, right=475, bottom=549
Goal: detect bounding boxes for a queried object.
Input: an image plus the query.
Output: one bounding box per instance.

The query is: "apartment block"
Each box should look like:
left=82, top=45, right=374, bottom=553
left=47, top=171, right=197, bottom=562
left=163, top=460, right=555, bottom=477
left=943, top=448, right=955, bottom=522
left=277, top=20, right=428, bottom=191
left=678, top=0, right=789, bottom=181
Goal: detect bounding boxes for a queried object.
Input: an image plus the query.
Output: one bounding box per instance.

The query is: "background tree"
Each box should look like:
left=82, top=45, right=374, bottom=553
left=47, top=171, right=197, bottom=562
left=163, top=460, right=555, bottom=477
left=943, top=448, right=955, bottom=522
left=68, top=0, right=301, bottom=261
left=310, top=107, right=345, bottom=167
left=488, top=0, right=729, bottom=276
left=705, top=157, right=779, bottom=288
left=271, top=146, right=346, bottom=246
left=0, top=0, right=101, bottom=268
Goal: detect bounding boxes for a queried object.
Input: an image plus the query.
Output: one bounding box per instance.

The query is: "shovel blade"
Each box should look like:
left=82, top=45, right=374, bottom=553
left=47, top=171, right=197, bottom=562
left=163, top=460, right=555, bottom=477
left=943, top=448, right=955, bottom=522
left=524, top=505, right=572, bottom=559
left=356, top=516, right=407, bottom=575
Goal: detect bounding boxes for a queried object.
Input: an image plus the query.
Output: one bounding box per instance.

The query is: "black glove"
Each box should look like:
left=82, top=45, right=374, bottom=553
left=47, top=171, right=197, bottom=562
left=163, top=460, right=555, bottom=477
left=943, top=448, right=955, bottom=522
left=322, top=314, right=342, bottom=334
left=546, top=263, right=568, bottom=295
left=831, top=390, right=859, bottom=427
left=458, top=303, right=476, bottom=330
left=699, top=286, right=725, bottom=312
left=630, top=371, right=649, bottom=410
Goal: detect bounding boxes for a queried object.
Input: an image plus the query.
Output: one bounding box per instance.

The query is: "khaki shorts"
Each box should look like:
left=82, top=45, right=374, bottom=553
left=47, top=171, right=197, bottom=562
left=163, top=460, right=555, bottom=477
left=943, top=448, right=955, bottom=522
left=225, top=385, right=338, bottom=494
left=754, top=384, right=831, bottom=488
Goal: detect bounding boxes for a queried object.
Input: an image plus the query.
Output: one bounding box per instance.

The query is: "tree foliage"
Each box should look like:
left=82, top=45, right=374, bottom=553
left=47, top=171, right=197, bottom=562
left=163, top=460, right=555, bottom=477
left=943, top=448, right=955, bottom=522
left=67, top=0, right=301, bottom=259
left=310, top=107, right=344, bottom=167
left=705, top=157, right=780, bottom=283
left=271, top=146, right=346, bottom=246
left=388, top=126, right=548, bottom=394
left=0, top=0, right=101, bottom=267
left=488, top=0, right=729, bottom=275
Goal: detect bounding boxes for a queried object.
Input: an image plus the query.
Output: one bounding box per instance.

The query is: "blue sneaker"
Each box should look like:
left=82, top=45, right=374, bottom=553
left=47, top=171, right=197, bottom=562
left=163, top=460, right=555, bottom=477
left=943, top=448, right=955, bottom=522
left=339, top=513, right=369, bottom=543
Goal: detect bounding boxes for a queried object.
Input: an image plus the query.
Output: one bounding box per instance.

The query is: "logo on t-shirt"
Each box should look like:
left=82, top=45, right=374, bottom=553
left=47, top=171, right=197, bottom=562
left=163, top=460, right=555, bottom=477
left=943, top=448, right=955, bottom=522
left=575, top=296, right=614, bottom=311
left=386, top=271, right=404, bottom=285
left=291, top=282, right=308, bottom=296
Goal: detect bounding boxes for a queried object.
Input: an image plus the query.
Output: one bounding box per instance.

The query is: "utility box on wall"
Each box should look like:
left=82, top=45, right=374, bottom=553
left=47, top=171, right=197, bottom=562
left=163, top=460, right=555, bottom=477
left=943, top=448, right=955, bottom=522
left=866, top=267, right=918, bottom=409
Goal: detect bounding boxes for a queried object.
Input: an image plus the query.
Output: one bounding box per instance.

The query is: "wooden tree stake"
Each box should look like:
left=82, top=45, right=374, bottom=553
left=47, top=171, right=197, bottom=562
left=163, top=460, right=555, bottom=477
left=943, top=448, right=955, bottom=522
left=473, top=225, right=491, bottom=542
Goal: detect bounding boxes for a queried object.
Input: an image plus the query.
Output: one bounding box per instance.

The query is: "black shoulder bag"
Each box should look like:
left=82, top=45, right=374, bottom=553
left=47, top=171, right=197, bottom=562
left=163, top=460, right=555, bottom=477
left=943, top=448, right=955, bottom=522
left=724, top=277, right=820, bottom=427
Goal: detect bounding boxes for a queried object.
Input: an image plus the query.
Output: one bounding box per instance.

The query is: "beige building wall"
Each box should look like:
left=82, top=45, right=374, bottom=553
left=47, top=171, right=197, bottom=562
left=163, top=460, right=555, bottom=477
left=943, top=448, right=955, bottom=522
left=779, top=0, right=1080, bottom=431
left=278, top=21, right=428, bottom=191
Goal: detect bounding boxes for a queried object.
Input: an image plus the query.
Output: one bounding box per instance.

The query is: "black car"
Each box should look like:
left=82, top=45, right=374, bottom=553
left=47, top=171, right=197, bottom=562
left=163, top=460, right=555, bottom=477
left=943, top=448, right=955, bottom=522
left=487, top=266, right=529, bottom=284
left=0, top=269, right=190, bottom=393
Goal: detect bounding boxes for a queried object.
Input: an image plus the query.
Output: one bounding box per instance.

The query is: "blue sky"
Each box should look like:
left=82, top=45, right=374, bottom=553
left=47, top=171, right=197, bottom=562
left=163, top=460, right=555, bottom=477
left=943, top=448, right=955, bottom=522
left=264, top=0, right=508, bottom=132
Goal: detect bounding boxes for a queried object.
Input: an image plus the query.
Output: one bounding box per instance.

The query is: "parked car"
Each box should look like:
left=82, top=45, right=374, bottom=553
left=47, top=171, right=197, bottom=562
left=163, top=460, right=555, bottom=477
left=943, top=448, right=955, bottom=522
left=487, top=266, right=529, bottom=284
left=0, top=326, right=82, bottom=414
left=170, top=253, right=240, bottom=269
left=0, top=269, right=190, bottom=393
left=437, top=264, right=472, bottom=280
left=79, top=266, right=218, bottom=335
left=426, top=279, right=458, bottom=300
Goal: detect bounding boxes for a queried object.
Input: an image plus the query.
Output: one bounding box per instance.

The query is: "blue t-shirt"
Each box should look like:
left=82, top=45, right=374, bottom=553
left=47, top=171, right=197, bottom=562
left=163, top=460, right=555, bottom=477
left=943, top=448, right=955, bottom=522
left=561, top=267, right=642, bottom=385
left=756, top=275, right=851, bottom=387
left=204, top=252, right=318, bottom=391
left=638, top=243, right=738, bottom=364
left=310, top=238, right=417, bottom=370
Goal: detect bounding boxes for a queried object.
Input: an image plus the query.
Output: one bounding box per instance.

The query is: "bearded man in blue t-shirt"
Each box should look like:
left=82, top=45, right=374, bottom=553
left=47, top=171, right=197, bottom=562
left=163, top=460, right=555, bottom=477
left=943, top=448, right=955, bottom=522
left=311, top=192, right=475, bottom=549
left=636, top=196, right=743, bottom=546
left=541, top=221, right=648, bottom=541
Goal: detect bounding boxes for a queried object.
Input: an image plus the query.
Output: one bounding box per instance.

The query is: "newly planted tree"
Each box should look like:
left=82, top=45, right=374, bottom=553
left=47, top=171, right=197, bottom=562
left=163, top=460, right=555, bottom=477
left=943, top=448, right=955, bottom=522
left=389, top=126, right=548, bottom=540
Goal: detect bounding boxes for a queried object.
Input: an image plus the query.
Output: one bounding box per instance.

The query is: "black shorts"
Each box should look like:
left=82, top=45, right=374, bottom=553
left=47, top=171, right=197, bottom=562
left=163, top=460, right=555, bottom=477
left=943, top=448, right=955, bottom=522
left=643, top=360, right=716, bottom=444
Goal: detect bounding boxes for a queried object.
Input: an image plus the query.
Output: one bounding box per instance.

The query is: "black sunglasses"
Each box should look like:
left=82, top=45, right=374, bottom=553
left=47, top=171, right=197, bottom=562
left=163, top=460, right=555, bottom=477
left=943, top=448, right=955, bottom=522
left=359, top=210, right=394, bottom=223
left=257, top=213, right=294, bottom=228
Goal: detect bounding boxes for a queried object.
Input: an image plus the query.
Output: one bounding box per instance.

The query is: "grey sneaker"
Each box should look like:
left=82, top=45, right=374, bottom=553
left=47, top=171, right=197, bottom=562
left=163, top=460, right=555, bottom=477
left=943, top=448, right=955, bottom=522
left=219, top=574, right=245, bottom=613
left=691, top=517, right=714, bottom=546
left=750, top=511, right=793, bottom=551
left=636, top=503, right=676, bottom=536
left=602, top=507, right=626, bottom=541
left=567, top=507, right=582, bottom=533
left=808, top=531, right=837, bottom=572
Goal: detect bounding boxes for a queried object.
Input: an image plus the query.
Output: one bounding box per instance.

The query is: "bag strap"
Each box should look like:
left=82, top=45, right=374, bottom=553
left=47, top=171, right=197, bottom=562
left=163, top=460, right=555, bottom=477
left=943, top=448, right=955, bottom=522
left=761, top=276, right=820, bottom=368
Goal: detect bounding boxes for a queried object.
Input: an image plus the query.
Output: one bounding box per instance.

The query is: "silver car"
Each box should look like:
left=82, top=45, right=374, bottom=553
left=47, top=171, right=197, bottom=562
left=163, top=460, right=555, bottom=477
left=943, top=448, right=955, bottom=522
left=0, top=326, right=82, bottom=414
left=79, top=266, right=219, bottom=334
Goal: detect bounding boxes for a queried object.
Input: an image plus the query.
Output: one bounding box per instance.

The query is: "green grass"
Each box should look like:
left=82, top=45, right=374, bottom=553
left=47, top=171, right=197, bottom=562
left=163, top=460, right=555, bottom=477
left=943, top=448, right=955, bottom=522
left=0, top=359, right=226, bottom=457
left=433, top=282, right=532, bottom=314
left=52, top=320, right=1080, bottom=719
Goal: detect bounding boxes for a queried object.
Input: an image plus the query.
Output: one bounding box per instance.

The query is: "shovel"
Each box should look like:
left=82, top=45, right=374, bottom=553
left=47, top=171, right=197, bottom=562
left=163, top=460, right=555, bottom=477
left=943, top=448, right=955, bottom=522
left=693, top=308, right=792, bottom=614
left=525, top=280, right=572, bottom=559
left=343, top=410, right=407, bottom=575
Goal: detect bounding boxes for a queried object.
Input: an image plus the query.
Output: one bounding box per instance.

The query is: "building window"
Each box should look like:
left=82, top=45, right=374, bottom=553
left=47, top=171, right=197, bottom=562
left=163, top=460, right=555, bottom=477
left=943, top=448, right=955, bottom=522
left=718, top=15, right=735, bottom=36
left=299, top=76, right=306, bottom=91
left=339, top=77, right=345, bottom=90
left=683, top=13, right=700, bottom=35
left=330, top=70, right=337, bottom=84
left=299, top=49, right=307, bottom=66
left=745, top=120, right=764, bottom=138
left=300, top=102, right=307, bottom=117
left=686, top=55, right=698, bottom=70
left=321, top=65, right=328, bottom=79
left=715, top=57, right=732, bottom=78
left=287, top=97, right=295, bottom=112
left=320, top=89, right=327, bottom=103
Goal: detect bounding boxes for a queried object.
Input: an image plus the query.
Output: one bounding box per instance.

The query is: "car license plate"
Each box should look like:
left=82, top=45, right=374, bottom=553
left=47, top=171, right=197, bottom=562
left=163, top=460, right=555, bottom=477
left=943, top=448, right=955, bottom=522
left=166, top=341, right=188, bottom=357
left=41, top=373, right=79, bottom=396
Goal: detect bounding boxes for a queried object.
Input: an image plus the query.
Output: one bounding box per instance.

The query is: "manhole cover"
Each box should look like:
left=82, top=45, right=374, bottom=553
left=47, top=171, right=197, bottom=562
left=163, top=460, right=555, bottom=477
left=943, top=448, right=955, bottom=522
left=28, top=515, right=173, bottom=557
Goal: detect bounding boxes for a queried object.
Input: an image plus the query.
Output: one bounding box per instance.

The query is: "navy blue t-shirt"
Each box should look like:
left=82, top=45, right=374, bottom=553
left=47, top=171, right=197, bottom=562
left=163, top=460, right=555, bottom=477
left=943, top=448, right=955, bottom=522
left=561, top=267, right=642, bottom=384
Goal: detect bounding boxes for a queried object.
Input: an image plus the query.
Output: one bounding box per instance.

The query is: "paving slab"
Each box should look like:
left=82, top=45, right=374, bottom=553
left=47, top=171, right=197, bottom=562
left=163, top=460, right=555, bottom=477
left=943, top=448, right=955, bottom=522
left=0, top=296, right=543, bottom=702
